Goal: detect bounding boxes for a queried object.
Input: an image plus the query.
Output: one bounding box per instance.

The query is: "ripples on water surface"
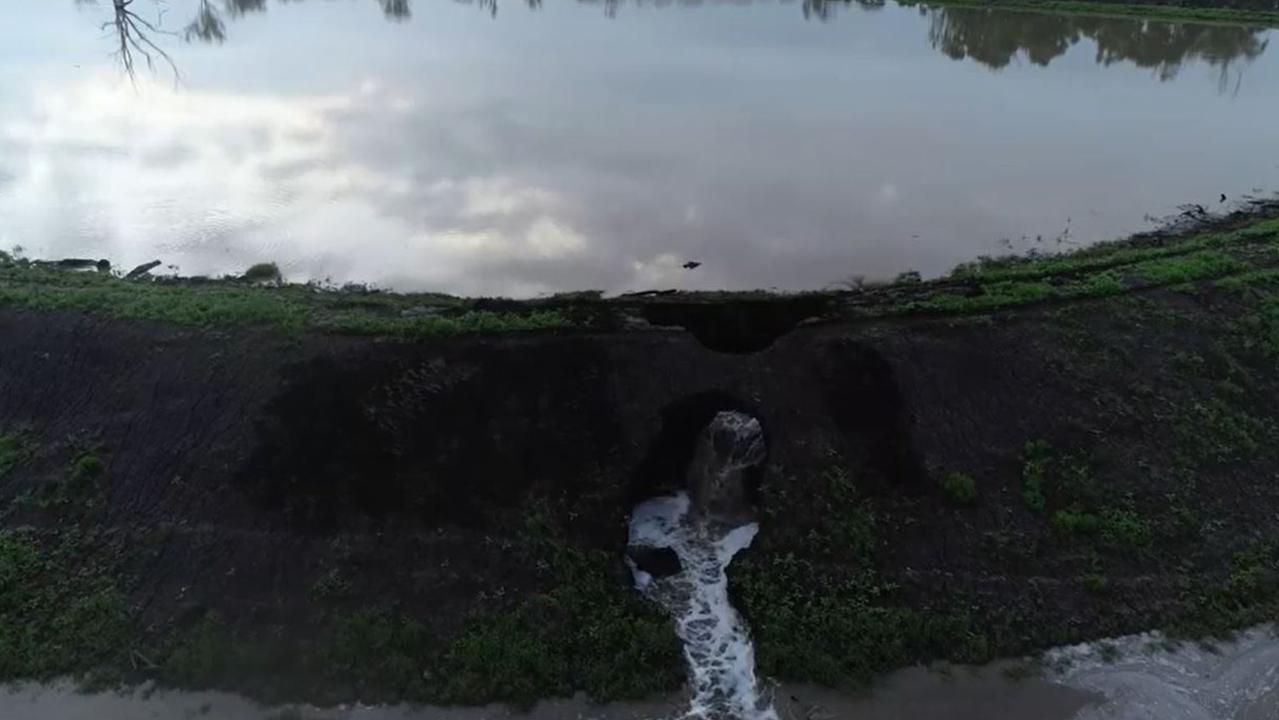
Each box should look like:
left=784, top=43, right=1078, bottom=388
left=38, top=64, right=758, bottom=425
left=1049, top=626, right=1279, bottom=720
left=1, top=0, right=1277, bottom=295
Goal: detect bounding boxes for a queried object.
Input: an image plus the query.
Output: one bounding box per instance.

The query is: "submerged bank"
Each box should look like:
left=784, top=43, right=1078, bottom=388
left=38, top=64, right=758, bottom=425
left=4, top=207, right=1279, bottom=709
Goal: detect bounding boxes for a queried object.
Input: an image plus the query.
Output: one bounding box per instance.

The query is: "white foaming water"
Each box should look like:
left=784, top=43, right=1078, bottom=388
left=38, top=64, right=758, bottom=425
left=627, top=492, right=779, bottom=720
left=1048, top=625, right=1279, bottom=720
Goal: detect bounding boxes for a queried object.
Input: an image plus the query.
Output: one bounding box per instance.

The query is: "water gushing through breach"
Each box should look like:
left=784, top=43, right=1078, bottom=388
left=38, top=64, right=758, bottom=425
left=627, top=411, right=778, bottom=720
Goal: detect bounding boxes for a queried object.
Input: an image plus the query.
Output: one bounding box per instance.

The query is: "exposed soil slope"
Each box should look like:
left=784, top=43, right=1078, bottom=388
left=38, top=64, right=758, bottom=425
left=4, top=210, right=1279, bottom=706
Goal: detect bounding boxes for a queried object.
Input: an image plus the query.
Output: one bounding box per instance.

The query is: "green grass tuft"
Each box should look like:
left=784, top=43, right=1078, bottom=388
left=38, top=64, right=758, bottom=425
left=0, top=531, right=129, bottom=681
left=1082, top=574, right=1108, bottom=592
left=1173, top=544, right=1279, bottom=637
left=0, top=432, right=26, bottom=479
left=161, top=614, right=286, bottom=691
left=243, top=263, right=283, bottom=284
left=735, top=554, right=989, bottom=687
left=324, top=609, right=436, bottom=700
left=1221, top=285, right=1279, bottom=357
left=22, top=451, right=109, bottom=512
left=1052, top=507, right=1151, bottom=548
left=432, top=540, right=682, bottom=707
left=1132, top=251, right=1245, bottom=286
left=1175, top=396, right=1271, bottom=464
left=940, top=471, right=978, bottom=506
left=1021, top=440, right=1052, bottom=513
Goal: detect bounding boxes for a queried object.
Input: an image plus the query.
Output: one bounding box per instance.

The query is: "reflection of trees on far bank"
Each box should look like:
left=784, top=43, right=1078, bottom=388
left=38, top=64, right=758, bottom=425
left=925, top=6, right=1269, bottom=89
left=81, top=0, right=1272, bottom=88
left=804, top=0, right=885, bottom=20
left=86, top=0, right=903, bottom=44
left=183, top=0, right=409, bottom=43
left=165, top=0, right=885, bottom=26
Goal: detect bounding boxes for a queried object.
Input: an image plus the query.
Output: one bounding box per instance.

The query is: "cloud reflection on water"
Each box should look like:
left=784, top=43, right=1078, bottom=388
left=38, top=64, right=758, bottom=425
left=0, top=1, right=1275, bottom=295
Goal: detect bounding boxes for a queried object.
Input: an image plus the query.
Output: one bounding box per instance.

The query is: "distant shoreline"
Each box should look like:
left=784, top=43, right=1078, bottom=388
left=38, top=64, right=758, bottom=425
left=3, top=203, right=1279, bottom=343
left=901, top=0, right=1279, bottom=26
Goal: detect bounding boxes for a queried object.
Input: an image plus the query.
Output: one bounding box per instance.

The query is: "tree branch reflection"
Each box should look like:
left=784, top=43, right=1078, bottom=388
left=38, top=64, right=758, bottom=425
left=184, top=0, right=227, bottom=42
left=103, top=0, right=183, bottom=84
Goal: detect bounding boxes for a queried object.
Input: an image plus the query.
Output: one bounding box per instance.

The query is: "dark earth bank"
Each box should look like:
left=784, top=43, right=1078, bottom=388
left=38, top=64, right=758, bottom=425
left=6, top=210, right=1279, bottom=708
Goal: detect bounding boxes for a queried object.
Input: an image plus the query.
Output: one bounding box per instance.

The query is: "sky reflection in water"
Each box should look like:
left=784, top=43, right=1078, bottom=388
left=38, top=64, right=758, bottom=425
left=0, top=0, right=1276, bottom=295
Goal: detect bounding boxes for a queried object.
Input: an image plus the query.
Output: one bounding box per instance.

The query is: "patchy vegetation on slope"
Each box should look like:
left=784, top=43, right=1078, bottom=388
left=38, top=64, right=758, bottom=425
left=0, top=530, right=129, bottom=681
left=894, top=217, right=1279, bottom=316
left=0, top=432, right=26, bottom=480
left=0, top=260, right=570, bottom=339
left=734, top=466, right=987, bottom=686
left=4, top=209, right=1279, bottom=707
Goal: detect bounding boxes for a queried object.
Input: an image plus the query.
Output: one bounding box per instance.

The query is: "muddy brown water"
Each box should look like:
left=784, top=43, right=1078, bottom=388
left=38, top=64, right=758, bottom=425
left=8, top=626, right=1279, bottom=719
left=2, top=1, right=1278, bottom=295
left=0, top=673, right=1093, bottom=720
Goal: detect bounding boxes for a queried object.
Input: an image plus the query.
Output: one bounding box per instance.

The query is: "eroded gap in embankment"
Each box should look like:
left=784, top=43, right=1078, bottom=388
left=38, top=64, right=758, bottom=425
left=638, top=296, right=831, bottom=354
left=626, top=409, right=778, bottom=720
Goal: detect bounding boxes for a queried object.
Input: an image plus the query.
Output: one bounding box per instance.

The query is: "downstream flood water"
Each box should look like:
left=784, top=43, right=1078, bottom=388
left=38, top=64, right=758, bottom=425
left=4, top=625, right=1278, bottom=718
left=1, top=1, right=1277, bottom=295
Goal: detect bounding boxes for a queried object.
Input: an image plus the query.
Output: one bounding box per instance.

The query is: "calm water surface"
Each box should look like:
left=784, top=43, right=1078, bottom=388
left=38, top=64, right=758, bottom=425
left=1, top=1, right=1277, bottom=295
